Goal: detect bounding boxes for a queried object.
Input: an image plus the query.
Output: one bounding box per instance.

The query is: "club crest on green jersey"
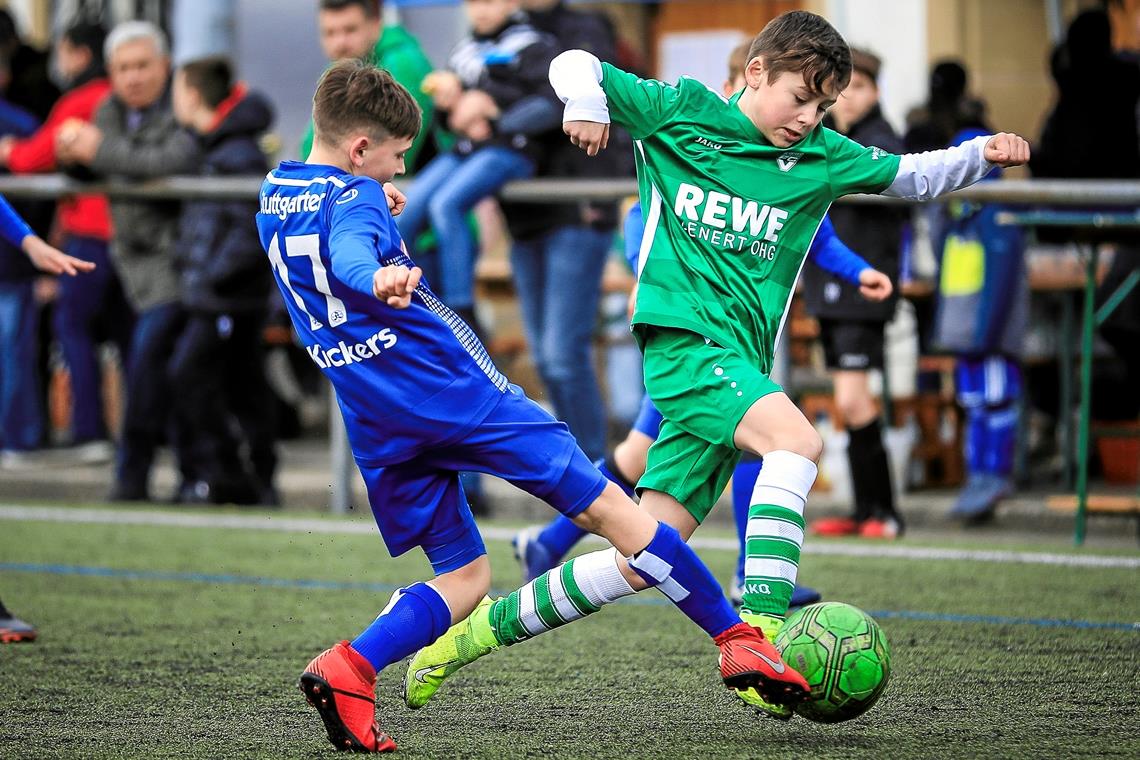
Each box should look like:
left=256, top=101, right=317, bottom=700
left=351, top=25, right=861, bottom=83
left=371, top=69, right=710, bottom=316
left=777, top=152, right=803, bottom=172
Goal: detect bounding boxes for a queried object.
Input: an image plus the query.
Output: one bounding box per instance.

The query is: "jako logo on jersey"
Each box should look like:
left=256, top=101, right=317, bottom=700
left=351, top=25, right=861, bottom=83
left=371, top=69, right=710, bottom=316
left=694, top=136, right=722, bottom=150
left=260, top=190, right=324, bottom=220
left=307, top=327, right=397, bottom=369
left=335, top=188, right=359, bottom=205
left=777, top=152, right=802, bottom=172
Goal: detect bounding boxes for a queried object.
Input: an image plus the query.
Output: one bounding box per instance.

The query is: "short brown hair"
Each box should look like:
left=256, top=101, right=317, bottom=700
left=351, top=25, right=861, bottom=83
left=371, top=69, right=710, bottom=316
left=312, top=59, right=421, bottom=146
left=747, top=11, right=852, bottom=96
left=319, top=0, right=380, bottom=17
left=726, top=41, right=750, bottom=82
left=850, top=47, right=881, bottom=82
left=180, top=56, right=233, bottom=109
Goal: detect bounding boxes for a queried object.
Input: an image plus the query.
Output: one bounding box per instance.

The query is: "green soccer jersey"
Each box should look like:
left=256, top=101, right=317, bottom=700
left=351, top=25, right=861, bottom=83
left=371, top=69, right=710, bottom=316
left=600, top=63, right=902, bottom=372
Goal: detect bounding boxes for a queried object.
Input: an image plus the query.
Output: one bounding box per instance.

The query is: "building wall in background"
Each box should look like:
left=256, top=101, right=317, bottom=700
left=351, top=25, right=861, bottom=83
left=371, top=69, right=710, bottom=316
left=235, top=0, right=327, bottom=162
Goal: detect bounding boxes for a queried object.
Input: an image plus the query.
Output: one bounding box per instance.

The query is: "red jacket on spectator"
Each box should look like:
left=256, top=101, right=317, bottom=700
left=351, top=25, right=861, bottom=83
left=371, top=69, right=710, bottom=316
left=7, top=77, right=112, bottom=240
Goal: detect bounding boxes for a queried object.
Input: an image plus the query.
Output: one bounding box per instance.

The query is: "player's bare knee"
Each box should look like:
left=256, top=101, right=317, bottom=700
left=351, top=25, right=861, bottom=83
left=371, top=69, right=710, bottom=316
left=771, top=425, right=823, bottom=463
left=612, top=441, right=646, bottom=483
left=440, top=555, right=491, bottom=598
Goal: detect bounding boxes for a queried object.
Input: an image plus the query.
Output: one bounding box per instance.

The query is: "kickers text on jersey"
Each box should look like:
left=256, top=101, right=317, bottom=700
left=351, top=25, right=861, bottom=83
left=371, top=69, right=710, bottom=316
left=307, top=327, right=397, bottom=369
left=673, top=182, right=789, bottom=261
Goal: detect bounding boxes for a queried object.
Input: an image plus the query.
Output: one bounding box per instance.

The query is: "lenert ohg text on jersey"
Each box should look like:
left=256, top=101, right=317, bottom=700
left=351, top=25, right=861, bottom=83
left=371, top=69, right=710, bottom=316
left=672, top=182, right=789, bottom=261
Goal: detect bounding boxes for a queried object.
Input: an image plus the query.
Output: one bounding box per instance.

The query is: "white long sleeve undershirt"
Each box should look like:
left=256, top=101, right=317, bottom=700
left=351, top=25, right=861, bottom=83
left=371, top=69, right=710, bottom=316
left=883, top=136, right=994, bottom=201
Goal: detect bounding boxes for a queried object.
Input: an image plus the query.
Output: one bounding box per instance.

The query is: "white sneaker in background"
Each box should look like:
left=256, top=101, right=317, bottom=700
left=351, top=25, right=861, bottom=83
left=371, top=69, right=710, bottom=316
left=63, top=440, right=115, bottom=465
left=0, top=450, right=52, bottom=471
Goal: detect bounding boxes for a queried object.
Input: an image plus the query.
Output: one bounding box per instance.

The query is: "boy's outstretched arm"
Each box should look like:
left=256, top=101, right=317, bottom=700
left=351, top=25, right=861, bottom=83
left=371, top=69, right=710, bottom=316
left=549, top=50, right=683, bottom=156
left=882, top=133, right=1030, bottom=201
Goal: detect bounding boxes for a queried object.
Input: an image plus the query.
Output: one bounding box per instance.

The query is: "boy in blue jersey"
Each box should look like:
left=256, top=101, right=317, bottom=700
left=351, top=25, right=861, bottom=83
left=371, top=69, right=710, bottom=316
left=256, top=60, right=808, bottom=753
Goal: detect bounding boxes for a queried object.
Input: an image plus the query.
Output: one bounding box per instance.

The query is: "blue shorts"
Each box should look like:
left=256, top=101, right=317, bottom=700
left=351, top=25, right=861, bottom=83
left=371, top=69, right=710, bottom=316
left=632, top=394, right=663, bottom=439
left=358, top=386, right=608, bottom=574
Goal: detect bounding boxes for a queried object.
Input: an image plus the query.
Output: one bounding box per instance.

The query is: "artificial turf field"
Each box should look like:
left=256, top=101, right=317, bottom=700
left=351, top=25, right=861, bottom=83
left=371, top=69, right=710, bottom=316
left=1, top=504, right=1138, bottom=759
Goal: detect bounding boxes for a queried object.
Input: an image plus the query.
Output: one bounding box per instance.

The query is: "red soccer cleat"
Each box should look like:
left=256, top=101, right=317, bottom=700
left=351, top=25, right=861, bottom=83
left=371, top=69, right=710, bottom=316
left=858, top=517, right=902, bottom=540
left=810, top=516, right=861, bottom=536
left=715, top=622, right=809, bottom=706
left=0, top=612, right=37, bottom=643
left=299, top=641, right=397, bottom=753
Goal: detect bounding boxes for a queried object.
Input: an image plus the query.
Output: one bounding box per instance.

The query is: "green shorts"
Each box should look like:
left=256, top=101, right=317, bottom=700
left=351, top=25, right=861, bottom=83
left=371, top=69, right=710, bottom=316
left=638, top=327, right=782, bottom=523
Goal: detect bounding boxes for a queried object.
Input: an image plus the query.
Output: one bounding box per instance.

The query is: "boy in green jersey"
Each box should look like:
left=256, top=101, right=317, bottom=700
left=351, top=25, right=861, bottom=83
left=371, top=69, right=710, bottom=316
left=404, top=10, right=1028, bottom=717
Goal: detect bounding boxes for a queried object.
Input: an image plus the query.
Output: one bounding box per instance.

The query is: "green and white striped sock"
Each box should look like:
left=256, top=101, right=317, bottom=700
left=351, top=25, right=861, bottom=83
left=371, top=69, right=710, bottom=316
left=487, top=549, right=635, bottom=646
left=741, top=450, right=818, bottom=619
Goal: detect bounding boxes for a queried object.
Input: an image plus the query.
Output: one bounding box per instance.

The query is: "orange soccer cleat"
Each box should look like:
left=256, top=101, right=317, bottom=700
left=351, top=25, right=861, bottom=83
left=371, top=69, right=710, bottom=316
left=715, top=622, right=810, bottom=706
left=299, top=641, right=397, bottom=753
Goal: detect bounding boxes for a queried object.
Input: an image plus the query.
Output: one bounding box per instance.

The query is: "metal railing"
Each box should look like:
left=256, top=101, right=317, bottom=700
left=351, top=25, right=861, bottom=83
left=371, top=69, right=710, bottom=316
left=1, top=174, right=1136, bottom=536
left=0, top=174, right=1138, bottom=206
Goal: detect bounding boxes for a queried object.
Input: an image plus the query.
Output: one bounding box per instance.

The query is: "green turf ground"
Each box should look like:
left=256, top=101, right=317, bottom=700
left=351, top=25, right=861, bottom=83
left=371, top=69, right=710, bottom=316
left=1, top=507, right=1138, bottom=759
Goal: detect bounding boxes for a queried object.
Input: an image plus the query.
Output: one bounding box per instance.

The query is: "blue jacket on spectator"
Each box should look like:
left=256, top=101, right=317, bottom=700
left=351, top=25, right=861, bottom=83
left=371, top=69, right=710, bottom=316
left=932, top=128, right=1028, bottom=358
left=177, top=86, right=274, bottom=314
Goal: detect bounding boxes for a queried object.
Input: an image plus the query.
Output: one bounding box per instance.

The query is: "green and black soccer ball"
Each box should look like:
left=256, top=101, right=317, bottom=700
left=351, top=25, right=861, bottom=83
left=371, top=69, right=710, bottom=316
left=774, top=601, right=891, bottom=723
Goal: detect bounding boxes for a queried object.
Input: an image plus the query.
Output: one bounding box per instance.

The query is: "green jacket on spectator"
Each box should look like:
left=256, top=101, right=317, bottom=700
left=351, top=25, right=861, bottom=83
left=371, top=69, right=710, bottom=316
left=299, top=23, right=434, bottom=165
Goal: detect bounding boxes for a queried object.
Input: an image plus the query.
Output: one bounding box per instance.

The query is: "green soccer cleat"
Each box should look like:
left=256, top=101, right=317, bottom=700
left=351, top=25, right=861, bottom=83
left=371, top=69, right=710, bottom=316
left=403, top=596, right=499, bottom=709
left=734, top=611, right=794, bottom=720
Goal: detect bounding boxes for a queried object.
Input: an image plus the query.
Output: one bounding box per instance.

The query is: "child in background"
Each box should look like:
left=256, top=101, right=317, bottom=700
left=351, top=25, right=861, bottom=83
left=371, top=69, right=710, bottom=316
left=396, top=0, right=561, bottom=328
left=933, top=127, right=1028, bottom=521
left=804, top=48, right=909, bottom=540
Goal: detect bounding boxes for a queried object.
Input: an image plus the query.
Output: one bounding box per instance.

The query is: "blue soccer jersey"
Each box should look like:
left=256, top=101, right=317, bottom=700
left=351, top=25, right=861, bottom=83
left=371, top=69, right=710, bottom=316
left=255, top=161, right=510, bottom=467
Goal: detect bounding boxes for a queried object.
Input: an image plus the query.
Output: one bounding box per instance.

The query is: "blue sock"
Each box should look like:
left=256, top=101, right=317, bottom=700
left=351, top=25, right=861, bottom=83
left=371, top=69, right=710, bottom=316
left=536, top=515, right=588, bottom=564
left=731, top=458, right=764, bottom=584
left=628, top=522, right=739, bottom=638
left=350, top=582, right=451, bottom=672
left=983, top=404, right=1018, bottom=475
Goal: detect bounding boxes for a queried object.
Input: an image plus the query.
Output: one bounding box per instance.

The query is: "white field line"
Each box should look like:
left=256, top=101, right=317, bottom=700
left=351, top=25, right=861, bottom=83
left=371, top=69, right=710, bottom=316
left=1, top=505, right=1138, bottom=570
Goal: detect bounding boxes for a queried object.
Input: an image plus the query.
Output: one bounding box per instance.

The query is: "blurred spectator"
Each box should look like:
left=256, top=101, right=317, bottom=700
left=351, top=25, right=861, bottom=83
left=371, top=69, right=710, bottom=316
left=300, top=0, right=434, bottom=167
left=169, top=56, right=279, bottom=505
left=805, top=48, right=907, bottom=539
left=0, top=22, right=130, bottom=464
left=499, top=0, right=626, bottom=460
left=1032, top=7, right=1140, bottom=436
left=904, top=60, right=986, bottom=153
left=933, top=128, right=1028, bottom=522
left=0, top=9, right=60, bottom=122
left=55, top=21, right=201, bottom=501
left=397, top=0, right=560, bottom=330
left=0, top=55, right=39, bottom=137
left=0, top=192, right=94, bottom=470
left=1032, top=8, right=1140, bottom=180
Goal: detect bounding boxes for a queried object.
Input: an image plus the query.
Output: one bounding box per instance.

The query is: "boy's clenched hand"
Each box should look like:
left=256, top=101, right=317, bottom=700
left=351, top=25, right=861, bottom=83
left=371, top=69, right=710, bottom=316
left=858, top=269, right=893, bottom=302
left=373, top=264, right=422, bottom=308
left=984, top=133, right=1031, bottom=167
left=564, top=120, right=609, bottom=156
